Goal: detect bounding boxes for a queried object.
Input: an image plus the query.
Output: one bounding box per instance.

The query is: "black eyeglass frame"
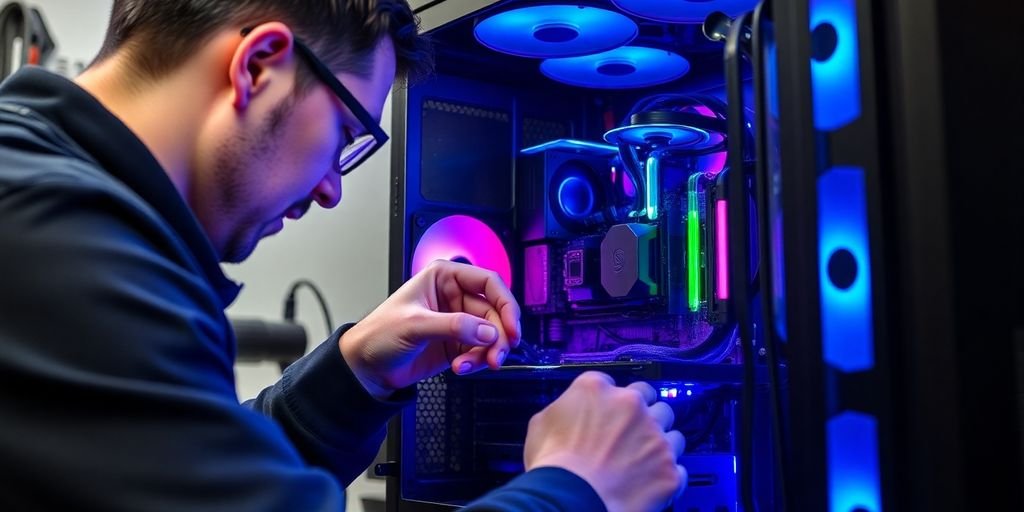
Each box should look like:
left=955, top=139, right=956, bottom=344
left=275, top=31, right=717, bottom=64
left=241, top=27, right=389, bottom=176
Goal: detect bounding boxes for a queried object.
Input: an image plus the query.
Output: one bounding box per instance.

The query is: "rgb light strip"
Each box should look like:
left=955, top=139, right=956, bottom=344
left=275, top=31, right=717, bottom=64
left=715, top=199, right=730, bottom=301
left=646, top=154, right=660, bottom=220
left=687, top=174, right=702, bottom=312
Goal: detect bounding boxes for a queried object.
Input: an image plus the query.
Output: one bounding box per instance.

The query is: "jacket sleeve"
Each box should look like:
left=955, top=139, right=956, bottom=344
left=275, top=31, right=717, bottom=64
left=0, top=175, right=352, bottom=511
left=243, top=323, right=414, bottom=487
left=462, top=467, right=608, bottom=512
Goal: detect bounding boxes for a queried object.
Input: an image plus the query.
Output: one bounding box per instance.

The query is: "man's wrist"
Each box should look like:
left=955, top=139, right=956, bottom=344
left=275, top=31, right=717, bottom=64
left=339, top=329, right=396, bottom=401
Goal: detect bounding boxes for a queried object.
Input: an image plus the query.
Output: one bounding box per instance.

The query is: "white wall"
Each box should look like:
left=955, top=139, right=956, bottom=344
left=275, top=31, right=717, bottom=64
left=10, top=1, right=390, bottom=508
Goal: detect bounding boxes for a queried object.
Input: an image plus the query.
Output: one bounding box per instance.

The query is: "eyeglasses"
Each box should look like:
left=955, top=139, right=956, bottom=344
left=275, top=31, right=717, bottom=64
left=292, top=39, right=389, bottom=176
left=241, top=28, right=389, bottom=176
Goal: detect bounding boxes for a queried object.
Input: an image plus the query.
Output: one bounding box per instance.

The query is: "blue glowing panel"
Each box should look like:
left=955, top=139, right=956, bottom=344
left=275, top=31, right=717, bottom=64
left=520, top=138, right=618, bottom=156
left=766, top=38, right=780, bottom=118
left=611, top=0, right=759, bottom=23
left=474, top=5, right=637, bottom=58
left=810, top=0, right=862, bottom=131
left=818, top=167, right=873, bottom=372
left=827, top=412, right=882, bottom=512
left=541, top=46, right=689, bottom=89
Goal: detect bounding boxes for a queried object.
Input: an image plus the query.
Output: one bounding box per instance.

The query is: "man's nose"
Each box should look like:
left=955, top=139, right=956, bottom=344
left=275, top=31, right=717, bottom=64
left=312, top=172, right=342, bottom=209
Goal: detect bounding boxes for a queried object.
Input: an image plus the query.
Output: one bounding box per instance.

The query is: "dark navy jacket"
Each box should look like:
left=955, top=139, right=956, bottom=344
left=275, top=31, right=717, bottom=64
left=0, top=68, right=604, bottom=511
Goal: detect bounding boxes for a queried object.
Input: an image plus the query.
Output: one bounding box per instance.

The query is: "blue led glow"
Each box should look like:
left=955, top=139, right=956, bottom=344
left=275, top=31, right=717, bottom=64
left=611, top=0, right=759, bottom=23
left=818, top=167, right=874, bottom=372
left=766, top=37, right=780, bottom=118
left=520, top=138, right=618, bottom=156
left=474, top=5, right=637, bottom=59
left=604, top=124, right=711, bottom=149
left=810, top=0, right=862, bottom=131
left=646, top=154, right=659, bottom=220
left=828, top=412, right=882, bottom=512
left=557, top=176, right=595, bottom=218
left=541, top=46, right=689, bottom=89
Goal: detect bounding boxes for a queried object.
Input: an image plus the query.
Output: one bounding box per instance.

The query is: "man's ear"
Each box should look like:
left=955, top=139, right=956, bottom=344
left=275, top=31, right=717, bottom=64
left=229, top=22, right=296, bottom=111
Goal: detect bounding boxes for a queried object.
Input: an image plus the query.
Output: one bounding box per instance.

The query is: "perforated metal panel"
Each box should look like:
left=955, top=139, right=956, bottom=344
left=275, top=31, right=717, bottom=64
left=414, top=374, right=466, bottom=475
left=522, top=117, right=569, bottom=150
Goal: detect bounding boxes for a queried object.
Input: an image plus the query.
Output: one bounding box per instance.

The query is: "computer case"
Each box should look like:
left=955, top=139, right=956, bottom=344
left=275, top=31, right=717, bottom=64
left=383, top=1, right=1024, bottom=510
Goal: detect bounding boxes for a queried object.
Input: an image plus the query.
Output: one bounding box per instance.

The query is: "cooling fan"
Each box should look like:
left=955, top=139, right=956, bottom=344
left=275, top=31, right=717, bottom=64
left=410, top=214, right=513, bottom=287
left=611, top=0, right=759, bottom=24
left=473, top=4, right=637, bottom=59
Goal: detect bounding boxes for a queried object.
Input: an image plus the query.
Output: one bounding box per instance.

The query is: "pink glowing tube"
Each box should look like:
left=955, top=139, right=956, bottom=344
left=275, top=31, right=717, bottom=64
left=410, top=215, right=513, bottom=287
left=715, top=200, right=729, bottom=300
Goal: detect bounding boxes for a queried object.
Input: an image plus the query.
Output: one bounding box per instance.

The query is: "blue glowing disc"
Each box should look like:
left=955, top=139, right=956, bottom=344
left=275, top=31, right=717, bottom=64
left=611, top=0, right=759, bottom=23
left=474, top=5, right=638, bottom=58
left=604, top=123, right=711, bottom=149
left=541, top=46, right=689, bottom=89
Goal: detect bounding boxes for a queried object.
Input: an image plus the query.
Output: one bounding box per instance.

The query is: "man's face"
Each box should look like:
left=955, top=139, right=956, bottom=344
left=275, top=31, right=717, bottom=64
left=193, top=32, right=396, bottom=263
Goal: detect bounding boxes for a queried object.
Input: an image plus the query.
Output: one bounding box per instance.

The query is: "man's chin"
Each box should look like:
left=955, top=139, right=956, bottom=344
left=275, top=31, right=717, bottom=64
left=221, top=220, right=282, bottom=264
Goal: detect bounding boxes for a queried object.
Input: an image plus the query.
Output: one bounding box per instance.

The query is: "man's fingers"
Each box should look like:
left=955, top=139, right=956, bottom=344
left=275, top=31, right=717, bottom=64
left=666, top=430, right=686, bottom=459
left=626, top=381, right=657, bottom=405
left=451, top=345, right=490, bottom=375
left=649, top=401, right=675, bottom=431
left=459, top=295, right=513, bottom=369
left=414, top=310, right=500, bottom=348
left=438, top=261, right=521, bottom=344
left=675, top=464, right=688, bottom=499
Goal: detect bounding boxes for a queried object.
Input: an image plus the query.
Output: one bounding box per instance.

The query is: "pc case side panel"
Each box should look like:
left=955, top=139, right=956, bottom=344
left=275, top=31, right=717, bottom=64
left=876, top=0, right=963, bottom=510
left=772, top=0, right=827, bottom=509
left=911, top=0, right=1023, bottom=507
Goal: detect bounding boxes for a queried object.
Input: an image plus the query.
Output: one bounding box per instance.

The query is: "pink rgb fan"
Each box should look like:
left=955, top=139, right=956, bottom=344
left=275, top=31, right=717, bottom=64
left=410, top=215, right=513, bottom=287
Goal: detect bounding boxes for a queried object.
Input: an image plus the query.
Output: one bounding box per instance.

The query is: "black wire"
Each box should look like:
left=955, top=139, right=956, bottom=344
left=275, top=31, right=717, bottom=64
left=284, top=279, right=335, bottom=339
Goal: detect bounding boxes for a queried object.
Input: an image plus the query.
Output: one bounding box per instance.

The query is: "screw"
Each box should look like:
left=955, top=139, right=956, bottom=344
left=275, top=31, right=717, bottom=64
left=758, top=348, right=767, bottom=357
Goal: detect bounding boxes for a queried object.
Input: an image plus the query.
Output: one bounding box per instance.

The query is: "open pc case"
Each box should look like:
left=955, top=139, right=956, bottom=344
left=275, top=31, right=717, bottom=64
left=382, top=1, right=1024, bottom=510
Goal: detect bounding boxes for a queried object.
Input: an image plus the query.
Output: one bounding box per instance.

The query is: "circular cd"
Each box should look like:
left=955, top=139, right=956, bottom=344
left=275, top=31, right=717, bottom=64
left=540, top=46, right=689, bottom=89
left=611, top=0, right=760, bottom=24
left=474, top=5, right=638, bottom=58
left=410, top=215, right=513, bottom=286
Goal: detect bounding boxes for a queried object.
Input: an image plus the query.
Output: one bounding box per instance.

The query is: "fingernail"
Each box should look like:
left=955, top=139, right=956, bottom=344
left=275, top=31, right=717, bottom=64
left=458, top=362, right=473, bottom=374
left=497, top=349, right=507, bottom=365
left=477, top=324, right=498, bottom=343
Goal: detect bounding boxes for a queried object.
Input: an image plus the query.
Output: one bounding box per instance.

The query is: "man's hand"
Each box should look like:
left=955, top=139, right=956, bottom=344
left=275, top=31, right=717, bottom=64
left=339, top=260, right=521, bottom=400
left=524, top=372, right=687, bottom=512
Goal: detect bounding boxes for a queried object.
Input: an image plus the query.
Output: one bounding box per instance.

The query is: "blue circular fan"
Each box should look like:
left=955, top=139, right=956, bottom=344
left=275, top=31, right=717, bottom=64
left=540, top=46, right=689, bottom=89
left=611, top=0, right=759, bottom=23
left=474, top=5, right=638, bottom=58
left=604, top=123, right=711, bottom=148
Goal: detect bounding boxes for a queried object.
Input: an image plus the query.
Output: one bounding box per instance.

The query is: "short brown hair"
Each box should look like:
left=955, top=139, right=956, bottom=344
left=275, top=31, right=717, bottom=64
left=94, top=0, right=433, bottom=87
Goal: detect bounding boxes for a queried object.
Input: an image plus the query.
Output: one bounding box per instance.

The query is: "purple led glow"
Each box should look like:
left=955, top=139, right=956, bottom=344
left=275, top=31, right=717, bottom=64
left=700, top=151, right=728, bottom=175
left=524, top=245, right=549, bottom=307
left=622, top=168, right=637, bottom=198
left=691, top=105, right=728, bottom=175
left=716, top=200, right=730, bottom=300
left=411, top=215, right=513, bottom=286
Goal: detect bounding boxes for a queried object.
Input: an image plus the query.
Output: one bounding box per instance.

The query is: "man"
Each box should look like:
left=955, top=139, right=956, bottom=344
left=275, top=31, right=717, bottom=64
left=0, top=1, right=686, bottom=510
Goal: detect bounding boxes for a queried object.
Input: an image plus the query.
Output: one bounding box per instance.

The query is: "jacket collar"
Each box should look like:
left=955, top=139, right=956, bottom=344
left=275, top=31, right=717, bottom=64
left=0, top=67, right=242, bottom=307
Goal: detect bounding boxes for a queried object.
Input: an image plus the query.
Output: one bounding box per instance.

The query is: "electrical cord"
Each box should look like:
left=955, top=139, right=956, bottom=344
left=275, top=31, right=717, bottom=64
left=0, top=2, right=55, bottom=81
left=283, top=279, right=335, bottom=342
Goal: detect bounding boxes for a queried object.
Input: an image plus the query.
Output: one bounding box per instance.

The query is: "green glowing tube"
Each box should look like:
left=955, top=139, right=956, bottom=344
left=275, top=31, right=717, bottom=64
left=687, top=174, right=701, bottom=312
